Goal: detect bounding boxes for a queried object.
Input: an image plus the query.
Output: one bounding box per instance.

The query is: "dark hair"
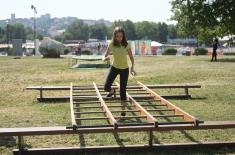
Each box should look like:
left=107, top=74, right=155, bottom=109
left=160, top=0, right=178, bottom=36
left=112, top=27, right=128, bottom=47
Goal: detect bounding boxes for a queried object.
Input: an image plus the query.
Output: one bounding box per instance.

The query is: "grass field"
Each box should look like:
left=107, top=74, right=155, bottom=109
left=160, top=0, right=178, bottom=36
left=0, top=55, right=235, bottom=155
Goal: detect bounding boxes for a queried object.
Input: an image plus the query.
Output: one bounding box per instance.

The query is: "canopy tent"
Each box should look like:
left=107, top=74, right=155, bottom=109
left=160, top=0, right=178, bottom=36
left=150, top=41, right=163, bottom=55
left=151, top=41, right=163, bottom=47
left=219, top=35, right=235, bottom=42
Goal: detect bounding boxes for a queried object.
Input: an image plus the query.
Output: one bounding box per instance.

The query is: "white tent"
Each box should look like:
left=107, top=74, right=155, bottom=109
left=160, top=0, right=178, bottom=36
left=219, top=35, right=235, bottom=42
left=151, top=41, right=163, bottom=46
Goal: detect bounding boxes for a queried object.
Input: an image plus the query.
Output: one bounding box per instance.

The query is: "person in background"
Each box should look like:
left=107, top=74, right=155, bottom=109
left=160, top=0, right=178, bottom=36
left=211, top=34, right=219, bottom=62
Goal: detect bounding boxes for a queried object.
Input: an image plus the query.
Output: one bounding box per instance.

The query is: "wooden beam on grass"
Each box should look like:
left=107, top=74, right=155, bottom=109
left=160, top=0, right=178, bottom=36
left=93, top=82, right=118, bottom=129
left=70, top=83, right=77, bottom=127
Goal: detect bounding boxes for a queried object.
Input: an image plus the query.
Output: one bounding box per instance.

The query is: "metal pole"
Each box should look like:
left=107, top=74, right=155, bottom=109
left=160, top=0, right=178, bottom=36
left=31, top=5, right=37, bottom=55
left=6, top=20, right=9, bottom=54
left=34, top=15, right=36, bottom=55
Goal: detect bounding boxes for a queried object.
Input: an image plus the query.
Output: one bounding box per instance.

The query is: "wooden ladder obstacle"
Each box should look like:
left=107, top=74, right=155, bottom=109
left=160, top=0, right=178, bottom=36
left=68, top=81, right=202, bottom=131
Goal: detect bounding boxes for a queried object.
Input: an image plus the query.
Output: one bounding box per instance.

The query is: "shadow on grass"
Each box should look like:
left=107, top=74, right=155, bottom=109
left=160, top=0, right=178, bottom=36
left=206, top=58, right=235, bottom=63
left=0, top=136, right=17, bottom=147
left=113, top=132, right=124, bottom=147
left=113, top=102, right=143, bottom=147
left=190, top=97, right=207, bottom=100
left=146, top=101, right=200, bottom=144
left=218, top=58, right=235, bottom=62
left=168, top=97, right=207, bottom=101
left=0, top=136, right=32, bottom=149
left=79, top=133, right=86, bottom=147
left=76, top=120, right=86, bottom=147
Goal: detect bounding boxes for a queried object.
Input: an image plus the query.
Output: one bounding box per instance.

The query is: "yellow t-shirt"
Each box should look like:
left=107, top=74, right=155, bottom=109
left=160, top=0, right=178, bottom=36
left=108, top=42, right=130, bottom=69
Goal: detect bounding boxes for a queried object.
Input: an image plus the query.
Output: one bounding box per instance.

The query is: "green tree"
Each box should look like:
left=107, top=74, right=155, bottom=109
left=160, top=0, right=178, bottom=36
left=156, top=23, right=168, bottom=42
left=64, top=20, right=89, bottom=41
left=171, top=0, right=235, bottom=43
left=135, top=21, right=159, bottom=41
left=25, top=27, right=34, bottom=40
left=0, top=27, right=6, bottom=43
left=167, top=24, right=178, bottom=39
left=112, top=20, right=137, bottom=40
left=10, top=24, right=26, bottom=41
left=89, top=22, right=108, bottom=40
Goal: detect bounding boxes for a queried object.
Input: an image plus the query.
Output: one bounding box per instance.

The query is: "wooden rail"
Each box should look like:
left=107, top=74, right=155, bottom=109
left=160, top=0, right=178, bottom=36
left=93, top=82, right=118, bottom=129
left=69, top=83, right=76, bottom=127
left=1, top=121, right=235, bottom=154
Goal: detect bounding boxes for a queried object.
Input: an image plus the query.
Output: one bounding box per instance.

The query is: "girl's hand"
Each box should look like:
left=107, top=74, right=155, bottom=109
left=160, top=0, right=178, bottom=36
left=131, top=67, right=137, bottom=76
left=102, top=56, right=110, bottom=62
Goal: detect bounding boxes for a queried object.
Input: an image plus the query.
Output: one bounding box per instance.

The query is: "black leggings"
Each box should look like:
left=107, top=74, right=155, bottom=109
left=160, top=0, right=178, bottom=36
left=104, top=66, right=129, bottom=100
left=211, top=49, right=217, bottom=61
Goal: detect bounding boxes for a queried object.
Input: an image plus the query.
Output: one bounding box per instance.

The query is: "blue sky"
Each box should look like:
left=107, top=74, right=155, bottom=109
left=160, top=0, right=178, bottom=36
left=0, top=0, right=174, bottom=23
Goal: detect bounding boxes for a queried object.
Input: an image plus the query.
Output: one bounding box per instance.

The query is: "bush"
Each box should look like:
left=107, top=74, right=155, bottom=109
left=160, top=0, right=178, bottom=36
left=64, top=48, right=70, bottom=55
left=223, top=52, right=235, bottom=56
left=185, top=51, right=191, bottom=56
left=194, top=48, right=208, bottom=55
left=163, top=48, right=177, bottom=55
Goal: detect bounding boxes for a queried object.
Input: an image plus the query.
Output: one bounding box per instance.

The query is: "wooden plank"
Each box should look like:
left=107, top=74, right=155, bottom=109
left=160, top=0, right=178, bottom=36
left=111, top=110, right=140, bottom=113
left=69, top=83, right=76, bottom=126
left=107, top=105, right=135, bottom=108
left=26, top=86, right=70, bottom=90
left=141, top=104, right=167, bottom=107
left=115, top=82, right=158, bottom=127
left=73, top=94, right=97, bottom=97
left=153, top=114, right=184, bottom=118
left=115, top=116, right=147, bottom=119
left=26, top=83, right=201, bottom=91
left=73, top=101, right=100, bottom=104
left=75, top=117, right=108, bottom=120
left=73, top=106, right=103, bottom=109
left=0, top=121, right=235, bottom=137
left=137, top=81, right=199, bottom=126
left=74, top=111, right=105, bottom=115
left=127, top=92, right=153, bottom=95
left=36, top=95, right=191, bottom=102
left=126, top=89, right=146, bottom=91
left=146, top=109, right=175, bottom=112
left=146, top=84, right=201, bottom=89
left=12, top=141, right=235, bottom=155
left=93, top=82, right=118, bottom=129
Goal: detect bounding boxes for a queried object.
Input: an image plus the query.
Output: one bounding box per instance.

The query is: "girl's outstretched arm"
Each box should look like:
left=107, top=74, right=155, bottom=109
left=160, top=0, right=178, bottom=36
left=102, top=46, right=110, bottom=61
left=128, top=48, right=136, bottom=76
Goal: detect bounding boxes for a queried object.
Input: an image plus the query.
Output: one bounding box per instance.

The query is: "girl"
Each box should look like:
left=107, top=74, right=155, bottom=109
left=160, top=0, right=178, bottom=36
left=103, top=27, right=136, bottom=116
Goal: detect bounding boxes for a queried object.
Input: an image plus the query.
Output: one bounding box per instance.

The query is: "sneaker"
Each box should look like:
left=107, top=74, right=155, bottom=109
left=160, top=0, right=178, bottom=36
left=121, top=112, right=126, bottom=116
left=106, top=88, right=115, bottom=97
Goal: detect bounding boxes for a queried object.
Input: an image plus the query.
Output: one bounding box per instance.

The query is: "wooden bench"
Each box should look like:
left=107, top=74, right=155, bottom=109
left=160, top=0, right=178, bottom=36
left=0, top=121, right=235, bottom=154
left=26, top=83, right=201, bottom=102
